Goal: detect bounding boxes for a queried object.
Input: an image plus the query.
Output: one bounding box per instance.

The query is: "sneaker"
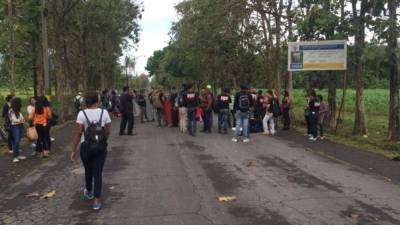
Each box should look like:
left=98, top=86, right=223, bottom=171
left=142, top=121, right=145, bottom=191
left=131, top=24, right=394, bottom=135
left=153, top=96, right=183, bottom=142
left=31, top=143, right=36, bottom=148
left=17, top=156, right=27, bottom=160
left=84, top=189, right=94, bottom=200
left=309, top=137, right=317, bottom=141
left=308, top=134, right=313, bottom=137
left=43, top=151, right=50, bottom=158
left=93, top=202, right=102, bottom=211
left=262, top=132, right=270, bottom=135
left=232, top=138, right=238, bottom=143
left=243, top=138, right=250, bottom=143
left=319, top=136, right=325, bottom=140
left=32, top=151, right=38, bottom=157
left=12, top=158, right=20, bottom=163
left=8, top=150, right=13, bottom=154
left=50, top=137, right=55, bottom=142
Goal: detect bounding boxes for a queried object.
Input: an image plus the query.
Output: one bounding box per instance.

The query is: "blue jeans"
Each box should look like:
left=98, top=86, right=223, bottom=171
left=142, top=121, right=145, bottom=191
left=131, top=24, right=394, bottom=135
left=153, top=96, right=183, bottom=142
left=235, top=111, right=249, bottom=138
left=11, top=124, right=23, bottom=158
left=219, top=109, right=229, bottom=131
left=187, top=107, right=197, bottom=135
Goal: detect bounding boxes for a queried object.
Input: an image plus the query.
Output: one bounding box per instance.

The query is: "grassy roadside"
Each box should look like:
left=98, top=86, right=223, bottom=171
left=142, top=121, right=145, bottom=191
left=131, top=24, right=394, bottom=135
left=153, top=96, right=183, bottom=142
left=291, top=89, right=400, bottom=159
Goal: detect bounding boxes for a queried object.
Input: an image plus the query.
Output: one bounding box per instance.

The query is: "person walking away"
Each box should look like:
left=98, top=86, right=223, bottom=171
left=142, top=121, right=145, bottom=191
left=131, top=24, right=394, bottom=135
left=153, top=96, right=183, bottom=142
left=9, top=98, right=26, bottom=163
left=262, top=90, right=278, bottom=135
left=217, top=88, right=231, bottom=134
left=317, top=95, right=328, bottom=140
left=152, top=90, right=166, bottom=127
left=148, top=89, right=156, bottom=122
left=282, top=91, right=292, bottom=130
left=183, top=84, right=199, bottom=136
left=27, top=97, right=37, bottom=148
left=110, top=90, right=118, bottom=116
left=2, top=95, right=14, bottom=154
left=119, top=86, right=135, bottom=135
left=170, top=87, right=179, bottom=127
left=232, top=84, right=253, bottom=143
left=74, top=92, right=84, bottom=114
left=308, top=92, right=320, bottom=141
left=100, top=89, right=110, bottom=110
left=164, top=92, right=173, bottom=127
left=70, top=91, right=111, bottom=211
left=199, top=88, right=213, bottom=133
left=178, top=84, right=188, bottom=133
left=137, top=92, right=149, bottom=123
left=30, top=96, right=52, bottom=157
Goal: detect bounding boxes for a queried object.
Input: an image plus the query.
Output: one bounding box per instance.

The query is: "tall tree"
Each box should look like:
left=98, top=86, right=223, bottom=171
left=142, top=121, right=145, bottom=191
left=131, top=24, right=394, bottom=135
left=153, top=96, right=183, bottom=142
left=7, top=0, right=16, bottom=94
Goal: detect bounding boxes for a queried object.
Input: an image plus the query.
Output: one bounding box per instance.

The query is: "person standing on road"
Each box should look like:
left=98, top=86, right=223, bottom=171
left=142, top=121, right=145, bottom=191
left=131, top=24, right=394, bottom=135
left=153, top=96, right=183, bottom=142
left=199, top=88, right=213, bottom=133
left=152, top=89, right=166, bottom=127
left=9, top=98, right=26, bottom=163
left=183, top=84, right=199, bottom=136
left=217, top=88, right=231, bottom=134
left=282, top=90, right=292, bottom=131
left=170, top=87, right=179, bottom=127
left=70, top=91, right=111, bottom=211
left=30, top=96, right=52, bottom=157
left=2, top=95, right=14, bottom=154
left=262, top=90, right=277, bottom=135
left=137, top=91, right=149, bottom=123
left=178, top=84, right=188, bottom=133
left=308, top=92, right=320, bottom=141
left=317, top=95, right=328, bottom=140
left=232, top=84, right=253, bottom=143
left=27, top=97, right=37, bottom=148
left=74, top=92, right=84, bottom=114
left=119, top=86, right=135, bottom=136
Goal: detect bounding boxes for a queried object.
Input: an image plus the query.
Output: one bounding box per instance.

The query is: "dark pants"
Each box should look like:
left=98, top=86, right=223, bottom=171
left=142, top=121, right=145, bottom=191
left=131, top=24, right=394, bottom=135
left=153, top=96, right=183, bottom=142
left=7, top=129, right=13, bottom=151
left=120, top=113, right=134, bottom=134
left=11, top=124, right=23, bottom=158
left=305, top=114, right=311, bottom=135
left=172, top=108, right=179, bottom=127
left=80, top=147, right=107, bottom=198
left=156, top=108, right=166, bottom=127
left=309, top=112, right=318, bottom=138
left=319, top=123, right=324, bottom=137
left=203, top=109, right=212, bottom=132
left=187, top=107, right=197, bottom=135
left=218, top=109, right=229, bottom=132
left=35, top=124, right=50, bottom=152
left=283, top=108, right=291, bottom=130
left=140, top=106, right=149, bottom=122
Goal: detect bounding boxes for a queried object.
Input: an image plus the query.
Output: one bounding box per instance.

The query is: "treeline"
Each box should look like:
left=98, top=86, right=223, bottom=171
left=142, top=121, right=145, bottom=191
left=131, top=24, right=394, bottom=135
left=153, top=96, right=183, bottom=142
left=146, top=0, right=400, bottom=141
left=0, top=0, right=142, bottom=119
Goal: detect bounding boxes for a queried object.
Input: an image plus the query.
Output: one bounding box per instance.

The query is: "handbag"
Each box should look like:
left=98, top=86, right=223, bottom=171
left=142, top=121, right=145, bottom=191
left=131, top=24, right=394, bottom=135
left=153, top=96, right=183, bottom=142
left=26, top=126, right=38, bottom=141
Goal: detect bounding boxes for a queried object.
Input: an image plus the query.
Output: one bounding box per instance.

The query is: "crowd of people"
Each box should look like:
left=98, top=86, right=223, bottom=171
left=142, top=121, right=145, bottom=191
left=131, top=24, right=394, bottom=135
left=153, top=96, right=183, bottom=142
left=2, top=95, right=56, bottom=163
left=1, top=85, right=328, bottom=211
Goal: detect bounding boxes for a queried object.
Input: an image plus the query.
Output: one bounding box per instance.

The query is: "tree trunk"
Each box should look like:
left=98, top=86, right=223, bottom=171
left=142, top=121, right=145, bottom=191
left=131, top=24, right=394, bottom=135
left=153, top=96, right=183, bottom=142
left=387, top=0, right=400, bottom=141
left=53, top=16, right=65, bottom=121
left=327, top=74, right=337, bottom=127
left=7, top=0, right=16, bottom=95
left=41, top=0, right=51, bottom=95
left=352, top=4, right=368, bottom=135
left=31, top=33, right=38, bottom=97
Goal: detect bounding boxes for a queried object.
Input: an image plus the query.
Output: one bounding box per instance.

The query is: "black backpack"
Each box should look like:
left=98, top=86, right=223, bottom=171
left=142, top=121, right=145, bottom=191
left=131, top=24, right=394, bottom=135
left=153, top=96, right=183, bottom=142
left=270, top=98, right=281, bottom=117
left=82, top=109, right=107, bottom=156
left=238, top=94, right=250, bottom=111
left=74, top=97, right=82, bottom=111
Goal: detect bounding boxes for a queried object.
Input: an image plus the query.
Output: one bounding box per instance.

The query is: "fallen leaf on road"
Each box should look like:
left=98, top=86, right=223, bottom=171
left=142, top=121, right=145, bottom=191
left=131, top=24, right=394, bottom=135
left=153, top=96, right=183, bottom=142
left=385, top=178, right=392, bottom=182
left=349, top=213, right=360, bottom=219
left=25, top=192, right=40, bottom=198
left=246, top=161, right=256, bottom=167
left=218, top=196, right=237, bottom=202
left=363, top=135, right=369, bottom=138
left=109, top=186, right=115, bottom=190
left=40, top=190, right=56, bottom=199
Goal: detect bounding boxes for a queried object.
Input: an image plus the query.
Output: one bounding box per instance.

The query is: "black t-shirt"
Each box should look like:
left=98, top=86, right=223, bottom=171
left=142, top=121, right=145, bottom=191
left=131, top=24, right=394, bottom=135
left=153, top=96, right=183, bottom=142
left=119, top=93, right=133, bottom=114
left=137, top=95, right=146, bottom=107
left=234, top=92, right=253, bottom=112
left=217, top=94, right=231, bottom=110
left=308, top=98, right=320, bottom=113
left=257, top=96, right=264, bottom=109
left=183, top=91, right=199, bottom=108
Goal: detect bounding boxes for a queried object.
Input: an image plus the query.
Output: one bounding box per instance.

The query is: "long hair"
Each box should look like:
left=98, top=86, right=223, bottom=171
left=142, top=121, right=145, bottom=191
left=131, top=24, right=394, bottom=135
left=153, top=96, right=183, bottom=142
left=35, top=96, right=45, bottom=114
left=11, top=98, right=22, bottom=118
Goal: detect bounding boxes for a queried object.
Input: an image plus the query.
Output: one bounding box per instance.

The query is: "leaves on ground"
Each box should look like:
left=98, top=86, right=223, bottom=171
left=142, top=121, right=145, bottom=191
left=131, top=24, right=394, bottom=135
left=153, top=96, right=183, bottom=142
left=246, top=161, right=257, bottom=167
left=40, top=190, right=56, bottom=199
left=218, top=196, right=237, bottom=202
left=25, top=192, right=40, bottom=198
left=349, top=213, right=360, bottom=219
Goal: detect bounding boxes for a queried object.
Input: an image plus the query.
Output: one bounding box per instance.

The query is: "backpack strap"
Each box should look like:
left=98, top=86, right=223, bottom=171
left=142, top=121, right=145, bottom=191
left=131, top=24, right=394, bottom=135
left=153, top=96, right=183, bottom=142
left=99, top=109, right=104, bottom=127
left=82, top=110, right=91, bottom=125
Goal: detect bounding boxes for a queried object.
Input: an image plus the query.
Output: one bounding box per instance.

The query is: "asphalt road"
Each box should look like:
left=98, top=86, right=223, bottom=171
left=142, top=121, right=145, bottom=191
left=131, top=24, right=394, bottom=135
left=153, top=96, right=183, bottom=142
left=0, top=119, right=400, bottom=225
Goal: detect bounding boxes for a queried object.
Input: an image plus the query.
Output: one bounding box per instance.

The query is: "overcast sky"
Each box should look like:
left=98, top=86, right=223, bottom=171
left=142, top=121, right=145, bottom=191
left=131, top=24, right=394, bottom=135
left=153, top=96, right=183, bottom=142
left=133, top=0, right=181, bottom=75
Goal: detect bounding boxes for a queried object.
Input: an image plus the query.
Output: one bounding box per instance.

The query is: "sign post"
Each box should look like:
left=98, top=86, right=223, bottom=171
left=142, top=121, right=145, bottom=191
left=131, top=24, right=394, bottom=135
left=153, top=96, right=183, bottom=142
left=288, top=40, right=347, bottom=71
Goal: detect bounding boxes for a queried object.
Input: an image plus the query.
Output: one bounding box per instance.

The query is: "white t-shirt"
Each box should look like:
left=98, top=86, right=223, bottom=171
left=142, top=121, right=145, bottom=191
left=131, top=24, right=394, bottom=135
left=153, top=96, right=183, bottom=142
left=76, top=108, right=111, bottom=143
left=27, top=105, right=34, bottom=116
